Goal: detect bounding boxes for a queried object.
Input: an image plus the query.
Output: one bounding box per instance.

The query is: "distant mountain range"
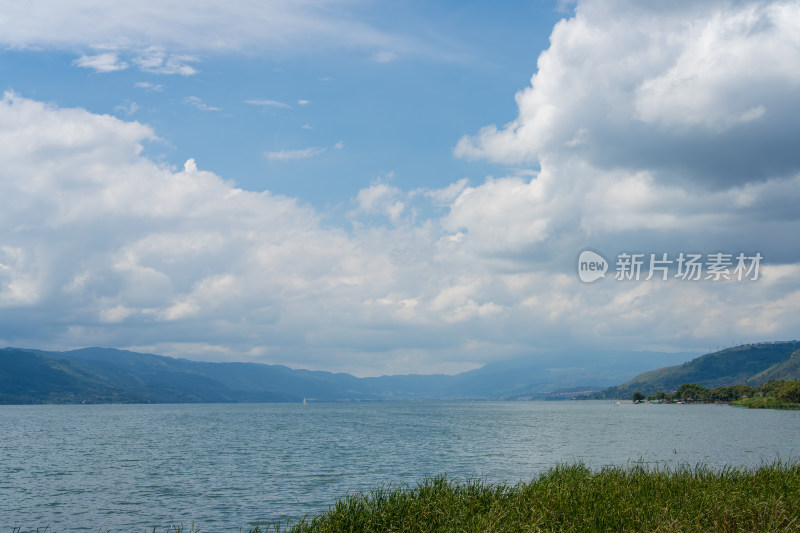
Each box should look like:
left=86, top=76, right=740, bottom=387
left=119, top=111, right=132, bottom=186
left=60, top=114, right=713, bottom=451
left=590, top=341, right=800, bottom=399
left=0, top=346, right=696, bottom=404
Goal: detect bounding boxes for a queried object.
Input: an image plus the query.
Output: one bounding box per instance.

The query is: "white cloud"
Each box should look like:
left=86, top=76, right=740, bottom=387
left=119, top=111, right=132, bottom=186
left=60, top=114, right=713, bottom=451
left=632, top=3, right=800, bottom=132
left=455, top=0, right=800, bottom=187
left=1, top=93, right=573, bottom=375
left=266, top=141, right=343, bottom=161
left=0, top=1, right=383, bottom=50
left=134, top=81, right=164, bottom=92
left=422, top=178, right=470, bottom=205
left=265, top=147, right=326, bottom=161
left=245, top=99, right=291, bottom=109
left=73, top=52, right=128, bottom=72
left=352, top=182, right=405, bottom=224
left=185, top=96, right=219, bottom=112
left=0, top=245, right=40, bottom=306
left=133, top=47, right=198, bottom=75
left=114, top=100, right=139, bottom=116
left=99, top=304, right=135, bottom=323
left=297, top=99, right=311, bottom=106
left=0, top=0, right=451, bottom=71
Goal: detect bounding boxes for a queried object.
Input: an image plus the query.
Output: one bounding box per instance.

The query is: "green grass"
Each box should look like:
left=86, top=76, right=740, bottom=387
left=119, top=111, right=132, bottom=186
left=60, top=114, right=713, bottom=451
left=731, top=397, right=800, bottom=409
left=13, top=462, right=800, bottom=533
left=266, top=462, right=800, bottom=533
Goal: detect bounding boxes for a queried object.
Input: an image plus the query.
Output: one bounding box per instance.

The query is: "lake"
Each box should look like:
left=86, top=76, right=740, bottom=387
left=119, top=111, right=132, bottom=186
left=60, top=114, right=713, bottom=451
left=2, top=401, right=798, bottom=531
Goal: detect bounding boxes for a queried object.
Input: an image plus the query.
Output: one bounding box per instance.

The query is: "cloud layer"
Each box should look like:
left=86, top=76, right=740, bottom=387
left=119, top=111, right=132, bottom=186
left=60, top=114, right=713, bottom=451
left=2, top=0, right=799, bottom=375
left=0, top=0, right=438, bottom=73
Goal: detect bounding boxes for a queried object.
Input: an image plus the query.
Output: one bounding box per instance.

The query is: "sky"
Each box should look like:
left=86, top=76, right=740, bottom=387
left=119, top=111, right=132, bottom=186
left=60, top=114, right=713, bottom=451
left=1, top=0, right=799, bottom=377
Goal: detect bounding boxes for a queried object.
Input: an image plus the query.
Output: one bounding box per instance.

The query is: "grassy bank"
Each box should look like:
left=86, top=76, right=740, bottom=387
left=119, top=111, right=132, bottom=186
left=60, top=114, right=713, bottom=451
left=731, top=396, right=800, bottom=409
left=14, top=462, right=800, bottom=532
left=265, top=462, right=800, bottom=533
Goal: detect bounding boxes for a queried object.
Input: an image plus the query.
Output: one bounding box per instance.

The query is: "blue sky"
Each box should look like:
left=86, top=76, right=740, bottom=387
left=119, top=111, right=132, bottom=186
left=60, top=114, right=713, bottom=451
left=0, top=1, right=561, bottom=207
left=1, top=0, right=799, bottom=376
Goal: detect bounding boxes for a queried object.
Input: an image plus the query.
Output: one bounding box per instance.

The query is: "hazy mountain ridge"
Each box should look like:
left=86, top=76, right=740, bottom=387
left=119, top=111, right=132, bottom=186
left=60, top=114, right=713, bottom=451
left=590, top=342, right=800, bottom=399
left=0, top=346, right=695, bottom=404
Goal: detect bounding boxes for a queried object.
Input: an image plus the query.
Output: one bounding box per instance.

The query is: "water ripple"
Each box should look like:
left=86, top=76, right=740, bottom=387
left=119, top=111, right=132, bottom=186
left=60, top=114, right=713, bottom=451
left=1, top=401, right=798, bottom=530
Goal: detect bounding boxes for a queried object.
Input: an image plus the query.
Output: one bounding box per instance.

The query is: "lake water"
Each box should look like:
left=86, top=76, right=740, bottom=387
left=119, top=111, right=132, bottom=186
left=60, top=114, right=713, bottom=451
left=2, top=401, right=799, bottom=531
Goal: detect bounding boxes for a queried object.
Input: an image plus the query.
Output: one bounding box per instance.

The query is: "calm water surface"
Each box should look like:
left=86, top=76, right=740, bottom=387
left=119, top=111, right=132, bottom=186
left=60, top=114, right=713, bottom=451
left=1, top=401, right=798, bottom=530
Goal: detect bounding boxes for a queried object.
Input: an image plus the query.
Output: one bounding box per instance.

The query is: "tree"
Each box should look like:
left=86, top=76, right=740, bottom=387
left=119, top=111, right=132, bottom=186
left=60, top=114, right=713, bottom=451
left=676, top=383, right=708, bottom=402
left=632, top=391, right=645, bottom=403
left=777, top=381, right=800, bottom=403
left=647, top=391, right=667, bottom=401
left=759, top=380, right=787, bottom=397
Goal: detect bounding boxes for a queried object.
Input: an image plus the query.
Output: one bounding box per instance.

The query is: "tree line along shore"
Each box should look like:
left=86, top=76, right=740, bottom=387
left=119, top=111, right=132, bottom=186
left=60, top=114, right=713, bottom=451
left=630, top=379, right=800, bottom=408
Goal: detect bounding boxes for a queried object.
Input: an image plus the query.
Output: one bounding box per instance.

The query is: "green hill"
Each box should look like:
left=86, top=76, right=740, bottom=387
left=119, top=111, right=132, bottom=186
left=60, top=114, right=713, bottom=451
left=0, top=348, right=141, bottom=404
left=592, top=341, right=800, bottom=399
left=748, top=349, right=800, bottom=385
left=0, top=347, right=363, bottom=404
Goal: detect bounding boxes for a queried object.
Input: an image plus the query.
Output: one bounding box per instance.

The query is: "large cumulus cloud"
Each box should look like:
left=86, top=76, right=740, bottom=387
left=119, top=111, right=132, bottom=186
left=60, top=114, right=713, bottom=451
left=455, top=0, right=800, bottom=187
left=0, top=92, right=519, bottom=375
